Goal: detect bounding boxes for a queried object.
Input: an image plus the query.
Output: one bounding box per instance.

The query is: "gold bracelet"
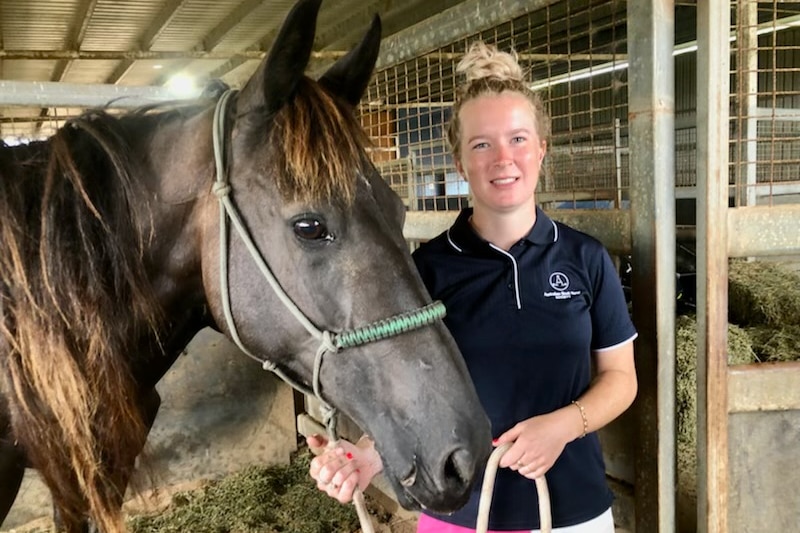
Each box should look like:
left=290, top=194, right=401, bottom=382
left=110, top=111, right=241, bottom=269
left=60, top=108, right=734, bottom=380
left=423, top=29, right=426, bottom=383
left=572, top=400, right=588, bottom=439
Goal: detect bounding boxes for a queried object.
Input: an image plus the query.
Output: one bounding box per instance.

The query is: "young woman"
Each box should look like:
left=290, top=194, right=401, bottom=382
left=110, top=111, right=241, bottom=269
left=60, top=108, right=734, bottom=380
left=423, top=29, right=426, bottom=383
left=308, top=42, right=637, bottom=533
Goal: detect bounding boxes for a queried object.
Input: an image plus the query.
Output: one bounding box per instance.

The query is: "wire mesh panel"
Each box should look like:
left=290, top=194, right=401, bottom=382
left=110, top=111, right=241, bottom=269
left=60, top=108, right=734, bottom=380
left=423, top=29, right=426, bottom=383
left=359, top=0, right=630, bottom=215
left=730, top=0, right=800, bottom=207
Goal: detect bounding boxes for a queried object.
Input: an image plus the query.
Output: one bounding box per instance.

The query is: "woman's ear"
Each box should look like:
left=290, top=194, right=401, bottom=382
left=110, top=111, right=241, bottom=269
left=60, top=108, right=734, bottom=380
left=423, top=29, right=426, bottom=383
left=455, top=157, right=466, bottom=180
left=539, top=140, right=548, bottom=164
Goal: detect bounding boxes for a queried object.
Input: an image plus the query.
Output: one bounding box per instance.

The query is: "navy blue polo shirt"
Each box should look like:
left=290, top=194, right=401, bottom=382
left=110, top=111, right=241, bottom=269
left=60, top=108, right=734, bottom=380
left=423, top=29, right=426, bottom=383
left=412, top=207, right=637, bottom=530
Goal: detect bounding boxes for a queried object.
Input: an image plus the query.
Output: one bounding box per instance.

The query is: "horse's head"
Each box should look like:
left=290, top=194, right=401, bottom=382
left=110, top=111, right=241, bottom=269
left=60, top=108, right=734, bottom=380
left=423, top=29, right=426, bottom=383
left=195, top=0, right=491, bottom=512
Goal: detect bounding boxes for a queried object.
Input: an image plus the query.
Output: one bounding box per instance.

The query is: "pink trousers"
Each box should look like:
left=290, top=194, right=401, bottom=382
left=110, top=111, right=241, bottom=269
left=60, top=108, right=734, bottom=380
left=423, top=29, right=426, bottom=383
left=415, top=507, right=614, bottom=533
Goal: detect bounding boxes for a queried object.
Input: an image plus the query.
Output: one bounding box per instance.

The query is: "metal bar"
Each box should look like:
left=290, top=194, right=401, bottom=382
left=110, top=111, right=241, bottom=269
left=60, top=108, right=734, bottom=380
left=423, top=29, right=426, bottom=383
left=728, top=362, right=800, bottom=413
left=0, top=49, right=346, bottom=61
left=375, top=0, right=560, bottom=69
left=403, top=209, right=631, bottom=255
left=548, top=210, right=631, bottom=255
left=627, top=1, right=677, bottom=531
left=0, top=80, right=185, bottom=108
left=676, top=182, right=800, bottom=199
left=727, top=204, right=800, bottom=257
left=735, top=1, right=759, bottom=207
left=696, top=1, right=732, bottom=531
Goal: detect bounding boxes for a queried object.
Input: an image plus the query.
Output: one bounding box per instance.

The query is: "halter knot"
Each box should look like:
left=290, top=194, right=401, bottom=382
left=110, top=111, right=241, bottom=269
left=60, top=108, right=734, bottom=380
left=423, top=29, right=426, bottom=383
left=212, top=182, right=231, bottom=198
left=318, top=330, right=339, bottom=356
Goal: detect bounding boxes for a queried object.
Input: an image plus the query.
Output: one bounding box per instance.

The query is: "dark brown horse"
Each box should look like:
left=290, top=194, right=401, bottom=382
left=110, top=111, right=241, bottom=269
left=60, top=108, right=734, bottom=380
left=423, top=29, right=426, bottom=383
left=0, top=1, right=491, bottom=531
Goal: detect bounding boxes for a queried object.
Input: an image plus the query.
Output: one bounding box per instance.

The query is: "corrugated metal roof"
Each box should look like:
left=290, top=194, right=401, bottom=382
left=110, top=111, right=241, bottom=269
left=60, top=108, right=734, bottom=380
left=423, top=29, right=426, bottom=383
left=0, top=0, right=472, bottom=140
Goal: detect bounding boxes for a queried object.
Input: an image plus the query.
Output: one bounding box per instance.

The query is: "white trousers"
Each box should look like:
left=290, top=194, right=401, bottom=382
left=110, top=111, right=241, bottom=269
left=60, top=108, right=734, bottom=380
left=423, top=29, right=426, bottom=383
left=534, top=508, right=615, bottom=533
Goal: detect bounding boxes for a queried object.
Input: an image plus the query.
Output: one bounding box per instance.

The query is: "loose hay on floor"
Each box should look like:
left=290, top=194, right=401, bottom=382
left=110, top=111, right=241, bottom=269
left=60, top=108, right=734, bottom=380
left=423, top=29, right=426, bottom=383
left=127, top=449, right=386, bottom=533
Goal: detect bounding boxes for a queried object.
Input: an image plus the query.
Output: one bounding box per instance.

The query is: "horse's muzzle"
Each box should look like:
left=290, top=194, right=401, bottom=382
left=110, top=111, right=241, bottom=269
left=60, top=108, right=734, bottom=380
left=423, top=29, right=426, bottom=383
left=391, top=442, right=491, bottom=513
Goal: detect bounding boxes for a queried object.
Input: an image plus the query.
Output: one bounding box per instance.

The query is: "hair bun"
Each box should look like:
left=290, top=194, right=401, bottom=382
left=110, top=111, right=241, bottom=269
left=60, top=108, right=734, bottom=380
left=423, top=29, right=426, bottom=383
left=456, top=42, right=525, bottom=83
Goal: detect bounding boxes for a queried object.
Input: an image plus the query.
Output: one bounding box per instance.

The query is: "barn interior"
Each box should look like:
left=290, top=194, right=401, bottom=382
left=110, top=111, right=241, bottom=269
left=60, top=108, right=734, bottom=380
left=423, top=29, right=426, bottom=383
left=2, top=1, right=800, bottom=532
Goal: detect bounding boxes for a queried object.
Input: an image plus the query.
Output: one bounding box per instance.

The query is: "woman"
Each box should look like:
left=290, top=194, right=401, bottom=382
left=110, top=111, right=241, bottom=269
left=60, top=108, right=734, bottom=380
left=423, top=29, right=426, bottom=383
left=308, top=42, right=637, bottom=532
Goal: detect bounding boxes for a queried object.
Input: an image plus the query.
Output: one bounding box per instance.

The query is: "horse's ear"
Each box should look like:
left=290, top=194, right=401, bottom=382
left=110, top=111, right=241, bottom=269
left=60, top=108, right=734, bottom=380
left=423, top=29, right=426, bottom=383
left=318, top=14, right=382, bottom=107
left=238, top=0, right=322, bottom=115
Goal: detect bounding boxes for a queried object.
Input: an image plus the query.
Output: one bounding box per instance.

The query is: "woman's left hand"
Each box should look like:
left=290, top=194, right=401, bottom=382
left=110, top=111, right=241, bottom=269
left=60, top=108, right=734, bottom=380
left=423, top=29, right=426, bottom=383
left=493, top=411, right=573, bottom=480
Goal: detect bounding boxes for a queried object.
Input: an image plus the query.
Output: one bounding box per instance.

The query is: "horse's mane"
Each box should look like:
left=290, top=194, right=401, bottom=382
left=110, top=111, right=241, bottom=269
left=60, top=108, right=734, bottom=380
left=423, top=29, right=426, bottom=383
left=0, top=80, right=366, bottom=530
left=0, top=110, right=166, bottom=532
left=265, top=76, right=371, bottom=205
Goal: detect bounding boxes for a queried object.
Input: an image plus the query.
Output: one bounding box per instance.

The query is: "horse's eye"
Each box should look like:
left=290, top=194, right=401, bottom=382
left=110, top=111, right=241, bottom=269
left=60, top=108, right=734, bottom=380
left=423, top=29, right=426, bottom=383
left=293, top=218, right=333, bottom=241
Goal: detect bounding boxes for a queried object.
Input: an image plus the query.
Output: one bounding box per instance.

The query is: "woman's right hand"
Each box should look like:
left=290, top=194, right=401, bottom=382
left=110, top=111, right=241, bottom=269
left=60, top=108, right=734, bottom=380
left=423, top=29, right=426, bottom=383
left=307, top=434, right=384, bottom=504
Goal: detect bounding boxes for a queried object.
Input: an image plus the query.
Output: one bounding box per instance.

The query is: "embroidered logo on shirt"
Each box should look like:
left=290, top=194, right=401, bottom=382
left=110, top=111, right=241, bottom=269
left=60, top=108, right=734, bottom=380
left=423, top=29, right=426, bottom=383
left=544, top=271, right=581, bottom=300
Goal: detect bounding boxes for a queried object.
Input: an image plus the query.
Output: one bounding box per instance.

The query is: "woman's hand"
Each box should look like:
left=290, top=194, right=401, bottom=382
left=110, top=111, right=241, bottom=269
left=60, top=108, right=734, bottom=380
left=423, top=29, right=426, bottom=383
left=493, top=410, right=574, bottom=480
left=307, top=434, right=383, bottom=504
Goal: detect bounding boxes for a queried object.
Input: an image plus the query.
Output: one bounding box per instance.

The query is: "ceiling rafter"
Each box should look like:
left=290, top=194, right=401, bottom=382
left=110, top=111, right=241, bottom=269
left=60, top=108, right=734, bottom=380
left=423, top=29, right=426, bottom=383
left=0, top=50, right=269, bottom=60
left=312, top=0, right=370, bottom=46
left=326, top=0, right=467, bottom=51
left=37, top=0, right=101, bottom=133
left=202, top=0, right=267, bottom=51
left=52, top=0, right=101, bottom=82
left=106, top=0, right=190, bottom=84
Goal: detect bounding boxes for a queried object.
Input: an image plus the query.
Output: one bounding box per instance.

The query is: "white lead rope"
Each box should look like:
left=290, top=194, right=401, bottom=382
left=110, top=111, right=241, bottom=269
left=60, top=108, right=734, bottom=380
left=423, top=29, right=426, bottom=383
left=477, top=443, right=552, bottom=533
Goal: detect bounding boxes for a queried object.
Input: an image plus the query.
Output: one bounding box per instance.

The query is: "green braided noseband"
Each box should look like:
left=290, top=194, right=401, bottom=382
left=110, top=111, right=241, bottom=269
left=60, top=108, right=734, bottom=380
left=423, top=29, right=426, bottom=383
left=334, top=301, right=446, bottom=349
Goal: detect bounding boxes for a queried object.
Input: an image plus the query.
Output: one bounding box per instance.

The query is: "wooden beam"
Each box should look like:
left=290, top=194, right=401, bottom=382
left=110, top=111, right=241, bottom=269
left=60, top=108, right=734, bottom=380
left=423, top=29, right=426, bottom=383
left=696, top=1, right=731, bottom=531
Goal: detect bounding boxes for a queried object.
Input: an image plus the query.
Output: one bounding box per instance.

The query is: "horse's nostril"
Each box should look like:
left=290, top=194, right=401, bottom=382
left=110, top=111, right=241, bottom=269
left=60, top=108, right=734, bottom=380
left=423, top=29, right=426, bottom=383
left=400, top=463, right=417, bottom=487
left=443, top=448, right=471, bottom=486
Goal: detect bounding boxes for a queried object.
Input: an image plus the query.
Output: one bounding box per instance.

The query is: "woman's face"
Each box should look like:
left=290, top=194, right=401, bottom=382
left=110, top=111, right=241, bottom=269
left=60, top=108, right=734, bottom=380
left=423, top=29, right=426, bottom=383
left=455, top=91, right=546, bottom=215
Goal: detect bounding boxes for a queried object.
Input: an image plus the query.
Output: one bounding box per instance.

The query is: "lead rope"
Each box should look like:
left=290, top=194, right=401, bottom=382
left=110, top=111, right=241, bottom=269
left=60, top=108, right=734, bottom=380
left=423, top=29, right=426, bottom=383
left=477, top=443, right=552, bottom=533
left=211, top=90, right=446, bottom=533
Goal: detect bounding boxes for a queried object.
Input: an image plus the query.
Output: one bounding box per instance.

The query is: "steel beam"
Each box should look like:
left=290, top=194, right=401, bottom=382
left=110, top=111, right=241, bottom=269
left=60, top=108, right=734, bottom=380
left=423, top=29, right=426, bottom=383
left=627, top=0, right=677, bottom=531
left=376, top=0, right=560, bottom=69
left=0, top=80, right=184, bottom=108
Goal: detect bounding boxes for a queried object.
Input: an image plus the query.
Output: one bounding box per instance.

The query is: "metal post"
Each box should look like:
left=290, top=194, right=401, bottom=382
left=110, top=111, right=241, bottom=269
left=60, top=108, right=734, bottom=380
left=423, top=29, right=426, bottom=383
left=627, top=0, right=677, bottom=531
left=696, top=1, right=731, bottom=532
left=614, top=118, right=623, bottom=209
left=736, top=1, right=759, bottom=207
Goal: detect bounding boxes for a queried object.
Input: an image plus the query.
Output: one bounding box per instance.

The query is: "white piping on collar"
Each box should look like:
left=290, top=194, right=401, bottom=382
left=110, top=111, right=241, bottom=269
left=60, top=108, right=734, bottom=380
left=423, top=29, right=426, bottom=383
left=551, top=218, right=559, bottom=242
left=489, top=244, right=522, bottom=310
left=446, top=228, right=463, bottom=252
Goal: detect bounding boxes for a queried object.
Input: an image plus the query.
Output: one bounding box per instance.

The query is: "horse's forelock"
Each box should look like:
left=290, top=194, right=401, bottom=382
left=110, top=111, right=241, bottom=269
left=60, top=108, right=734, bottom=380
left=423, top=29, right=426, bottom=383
left=267, top=77, right=370, bottom=205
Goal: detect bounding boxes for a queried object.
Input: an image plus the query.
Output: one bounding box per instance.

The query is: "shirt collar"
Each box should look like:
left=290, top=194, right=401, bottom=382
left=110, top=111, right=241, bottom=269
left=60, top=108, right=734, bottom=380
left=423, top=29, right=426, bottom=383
left=446, top=206, right=557, bottom=254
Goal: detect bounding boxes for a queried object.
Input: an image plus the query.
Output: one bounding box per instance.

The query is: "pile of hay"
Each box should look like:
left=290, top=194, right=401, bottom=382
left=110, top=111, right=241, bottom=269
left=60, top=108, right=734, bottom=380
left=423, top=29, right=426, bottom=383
left=675, top=314, right=757, bottom=509
left=729, top=259, right=800, bottom=363
left=126, top=449, right=386, bottom=533
left=729, top=259, right=800, bottom=329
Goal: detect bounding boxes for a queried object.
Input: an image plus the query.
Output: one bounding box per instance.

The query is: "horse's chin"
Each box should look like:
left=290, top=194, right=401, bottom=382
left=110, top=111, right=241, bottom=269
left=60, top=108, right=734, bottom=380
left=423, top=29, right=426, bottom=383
left=385, top=471, right=472, bottom=514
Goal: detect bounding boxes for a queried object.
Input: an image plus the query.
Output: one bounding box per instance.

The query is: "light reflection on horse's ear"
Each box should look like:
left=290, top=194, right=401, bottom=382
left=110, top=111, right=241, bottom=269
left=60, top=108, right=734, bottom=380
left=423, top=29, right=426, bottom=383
left=0, top=0, right=492, bottom=531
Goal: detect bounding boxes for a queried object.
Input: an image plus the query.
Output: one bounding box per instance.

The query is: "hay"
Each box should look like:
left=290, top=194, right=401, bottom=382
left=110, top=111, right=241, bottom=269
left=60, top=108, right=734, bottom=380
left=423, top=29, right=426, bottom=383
left=675, top=314, right=758, bottom=510
left=745, top=324, right=800, bottom=363
left=728, top=260, right=800, bottom=328
left=127, top=449, right=378, bottom=533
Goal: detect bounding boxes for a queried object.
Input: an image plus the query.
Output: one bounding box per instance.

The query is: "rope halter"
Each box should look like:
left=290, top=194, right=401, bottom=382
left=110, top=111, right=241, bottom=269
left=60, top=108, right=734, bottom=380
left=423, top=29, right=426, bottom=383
left=210, top=90, right=446, bottom=439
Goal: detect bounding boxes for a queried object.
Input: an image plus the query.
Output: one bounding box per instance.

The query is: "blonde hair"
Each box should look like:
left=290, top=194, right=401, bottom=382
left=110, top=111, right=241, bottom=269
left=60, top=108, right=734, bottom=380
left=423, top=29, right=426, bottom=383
left=447, top=42, right=550, bottom=159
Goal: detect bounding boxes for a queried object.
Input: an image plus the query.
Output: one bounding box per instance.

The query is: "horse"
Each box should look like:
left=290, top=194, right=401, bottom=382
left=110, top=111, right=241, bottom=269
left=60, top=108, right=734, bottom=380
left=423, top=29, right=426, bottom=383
left=0, top=0, right=492, bottom=531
